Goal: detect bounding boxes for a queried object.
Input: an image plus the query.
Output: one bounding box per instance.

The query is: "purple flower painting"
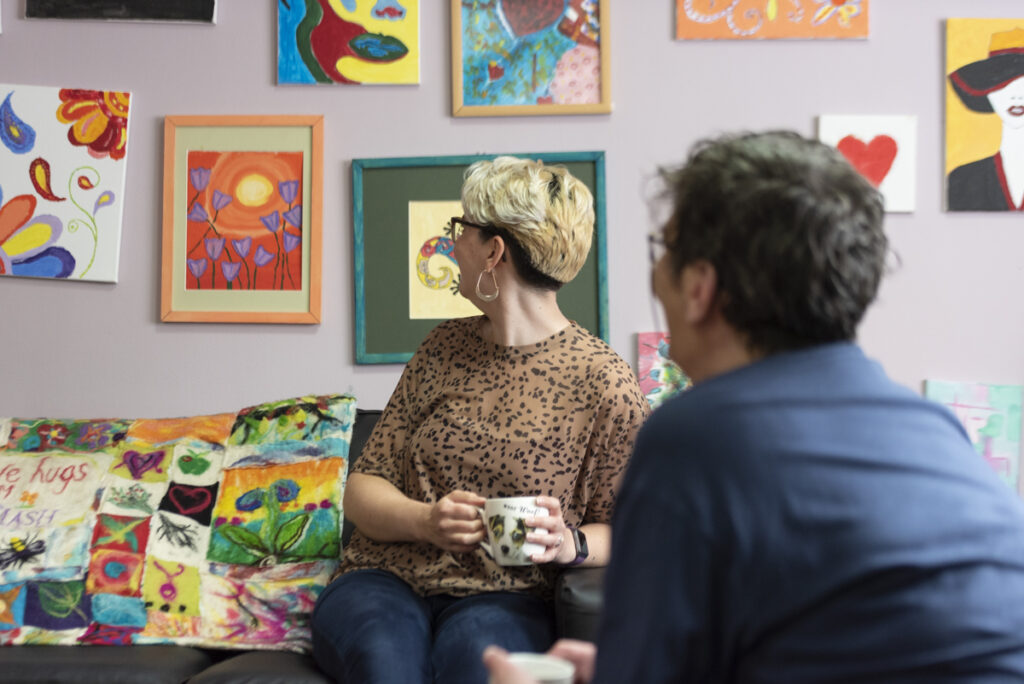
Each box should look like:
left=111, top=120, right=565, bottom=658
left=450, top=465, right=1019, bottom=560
left=184, top=150, right=304, bottom=292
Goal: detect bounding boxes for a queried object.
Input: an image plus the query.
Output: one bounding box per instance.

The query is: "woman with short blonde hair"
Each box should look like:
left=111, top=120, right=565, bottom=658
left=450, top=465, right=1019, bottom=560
left=311, top=157, right=649, bottom=683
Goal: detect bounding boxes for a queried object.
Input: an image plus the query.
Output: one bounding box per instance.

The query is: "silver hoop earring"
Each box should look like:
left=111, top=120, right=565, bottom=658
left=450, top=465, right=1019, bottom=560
left=475, top=269, right=499, bottom=302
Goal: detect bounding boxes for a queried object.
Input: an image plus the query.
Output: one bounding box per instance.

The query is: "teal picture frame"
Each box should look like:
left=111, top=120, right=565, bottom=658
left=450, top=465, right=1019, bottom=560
left=352, top=151, right=608, bottom=364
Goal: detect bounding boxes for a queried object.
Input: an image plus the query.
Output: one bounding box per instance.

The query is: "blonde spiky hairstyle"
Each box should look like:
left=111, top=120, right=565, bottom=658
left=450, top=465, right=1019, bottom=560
left=461, top=156, right=594, bottom=284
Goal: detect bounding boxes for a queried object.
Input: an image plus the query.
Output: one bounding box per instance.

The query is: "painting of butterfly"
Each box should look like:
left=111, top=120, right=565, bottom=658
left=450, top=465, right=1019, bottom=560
left=0, top=83, right=131, bottom=282
left=636, top=332, right=691, bottom=410
left=818, top=114, right=917, bottom=213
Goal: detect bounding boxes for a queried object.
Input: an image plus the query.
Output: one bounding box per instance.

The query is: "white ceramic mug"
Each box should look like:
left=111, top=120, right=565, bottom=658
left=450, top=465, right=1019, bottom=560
left=479, top=496, right=546, bottom=566
left=487, top=652, right=575, bottom=684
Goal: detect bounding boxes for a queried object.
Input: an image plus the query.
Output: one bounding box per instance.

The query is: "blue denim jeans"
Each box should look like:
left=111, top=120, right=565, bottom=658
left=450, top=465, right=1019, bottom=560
left=312, top=569, right=555, bottom=683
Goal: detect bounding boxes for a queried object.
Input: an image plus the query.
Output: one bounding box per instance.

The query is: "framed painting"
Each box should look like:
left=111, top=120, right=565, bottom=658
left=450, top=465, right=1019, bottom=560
left=636, top=332, right=690, bottom=410
left=27, top=0, right=217, bottom=22
left=0, top=83, right=132, bottom=282
left=946, top=18, right=1024, bottom=211
left=924, top=380, right=1023, bottom=492
left=676, top=0, right=868, bottom=40
left=353, top=151, right=608, bottom=364
left=161, top=115, right=323, bottom=324
left=278, top=0, right=419, bottom=85
left=818, top=114, right=918, bottom=213
left=451, top=0, right=611, bottom=117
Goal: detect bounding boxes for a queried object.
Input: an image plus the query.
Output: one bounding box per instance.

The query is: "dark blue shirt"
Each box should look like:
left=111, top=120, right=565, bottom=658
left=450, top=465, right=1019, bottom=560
left=596, top=343, right=1024, bottom=683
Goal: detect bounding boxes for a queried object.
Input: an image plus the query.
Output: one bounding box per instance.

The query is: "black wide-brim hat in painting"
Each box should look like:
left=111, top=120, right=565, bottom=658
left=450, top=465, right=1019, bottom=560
left=949, top=28, right=1024, bottom=113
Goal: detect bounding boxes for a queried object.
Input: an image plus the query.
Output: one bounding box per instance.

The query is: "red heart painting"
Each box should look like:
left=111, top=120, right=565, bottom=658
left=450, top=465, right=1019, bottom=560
left=499, top=0, right=565, bottom=37
left=836, top=134, right=898, bottom=187
left=168, top=485, right=212, bottom=516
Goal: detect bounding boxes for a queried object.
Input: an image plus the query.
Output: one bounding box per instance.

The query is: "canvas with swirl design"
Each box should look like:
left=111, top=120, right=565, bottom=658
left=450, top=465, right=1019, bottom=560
left=676, top=0, right=868, bottom=40
left=0, top=83, right=131, bottom=282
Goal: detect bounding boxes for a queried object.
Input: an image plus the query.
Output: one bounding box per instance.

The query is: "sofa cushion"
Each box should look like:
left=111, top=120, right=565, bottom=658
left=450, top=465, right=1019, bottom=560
left=188, top=650, right=331, bottom=684
left=0, top=394, right=355, bottom=654
left=0, top=644, right=215, bottom=684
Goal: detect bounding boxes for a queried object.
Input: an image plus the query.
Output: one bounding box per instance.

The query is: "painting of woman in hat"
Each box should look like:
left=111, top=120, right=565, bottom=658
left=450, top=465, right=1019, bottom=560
left=947, top=26, right=1024, bottom=211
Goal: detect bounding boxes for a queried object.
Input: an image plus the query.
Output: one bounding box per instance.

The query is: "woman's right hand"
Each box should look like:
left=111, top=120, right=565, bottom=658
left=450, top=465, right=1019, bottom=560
left=419, top=490, right=487, bottom=553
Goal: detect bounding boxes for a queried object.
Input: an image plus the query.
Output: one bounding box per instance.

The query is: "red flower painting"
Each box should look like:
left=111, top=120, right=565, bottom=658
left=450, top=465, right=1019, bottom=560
left=55, top=90, right=130, bottom=161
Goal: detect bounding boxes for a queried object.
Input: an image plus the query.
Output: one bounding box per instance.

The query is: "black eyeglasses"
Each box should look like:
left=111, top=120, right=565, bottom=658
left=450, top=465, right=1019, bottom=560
left=449, top=216, right=492, bottom=240
left=648, top=232, right=667, bottom=267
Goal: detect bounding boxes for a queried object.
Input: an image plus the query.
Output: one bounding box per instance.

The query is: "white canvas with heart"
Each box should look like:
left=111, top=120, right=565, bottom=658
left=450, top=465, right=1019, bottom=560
left=818, top=114, right=918, bottom=213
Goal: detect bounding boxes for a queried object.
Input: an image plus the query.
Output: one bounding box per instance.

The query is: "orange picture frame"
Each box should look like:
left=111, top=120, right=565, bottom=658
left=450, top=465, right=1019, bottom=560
left=161, top=115, right=323, bottom=323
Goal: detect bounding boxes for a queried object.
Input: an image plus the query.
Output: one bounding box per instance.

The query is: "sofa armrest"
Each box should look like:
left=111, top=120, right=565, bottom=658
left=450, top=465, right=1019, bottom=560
left=554, top=566, right=605, bottom=642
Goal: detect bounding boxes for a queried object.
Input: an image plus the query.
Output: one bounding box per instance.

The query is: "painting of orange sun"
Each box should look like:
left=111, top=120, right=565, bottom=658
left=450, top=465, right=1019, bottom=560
left=184, top=150, right=304, bottom=291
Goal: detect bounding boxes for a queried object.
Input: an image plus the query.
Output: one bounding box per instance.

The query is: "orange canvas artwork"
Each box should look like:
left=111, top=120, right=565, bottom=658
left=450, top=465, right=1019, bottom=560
left=184, top=151, right=304, bottom=291
left=676, top=0, right=868, bottom=40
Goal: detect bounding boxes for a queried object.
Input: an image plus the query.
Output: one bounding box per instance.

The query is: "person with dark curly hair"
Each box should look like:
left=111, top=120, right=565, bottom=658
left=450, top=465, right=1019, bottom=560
left=486, top=131, right=1024, bottom=683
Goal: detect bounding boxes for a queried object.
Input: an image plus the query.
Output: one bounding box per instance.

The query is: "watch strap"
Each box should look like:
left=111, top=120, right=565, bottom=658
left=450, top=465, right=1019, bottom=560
left=564, top=526, right=588, bottom=566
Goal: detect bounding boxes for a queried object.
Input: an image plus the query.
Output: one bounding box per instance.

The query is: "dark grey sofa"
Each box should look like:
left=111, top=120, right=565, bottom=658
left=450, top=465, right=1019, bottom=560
left=0, top=409, right=605, bottom=683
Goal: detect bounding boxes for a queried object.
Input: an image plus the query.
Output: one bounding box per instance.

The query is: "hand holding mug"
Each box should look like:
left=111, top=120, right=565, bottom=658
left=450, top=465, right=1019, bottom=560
left=422, top=490, right=486, bottom=553
left=526, top=496, right=574, bottom=565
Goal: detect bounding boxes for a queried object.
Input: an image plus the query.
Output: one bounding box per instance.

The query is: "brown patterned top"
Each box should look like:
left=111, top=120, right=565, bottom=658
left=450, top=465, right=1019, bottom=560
left=339, top=316, right=650, bottom=598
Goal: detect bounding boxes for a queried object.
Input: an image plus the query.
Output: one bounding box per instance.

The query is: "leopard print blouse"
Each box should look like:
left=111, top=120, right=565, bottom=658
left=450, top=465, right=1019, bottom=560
left=339, top=316, right=650, bottom=598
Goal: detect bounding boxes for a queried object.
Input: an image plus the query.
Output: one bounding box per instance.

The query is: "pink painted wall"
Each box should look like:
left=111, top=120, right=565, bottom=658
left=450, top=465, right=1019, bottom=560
left=1, top=1, right=1022, bottom=418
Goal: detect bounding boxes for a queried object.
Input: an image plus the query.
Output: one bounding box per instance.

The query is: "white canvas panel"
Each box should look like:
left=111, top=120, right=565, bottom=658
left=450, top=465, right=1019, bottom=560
left=818, top=114, right=917, bottom=213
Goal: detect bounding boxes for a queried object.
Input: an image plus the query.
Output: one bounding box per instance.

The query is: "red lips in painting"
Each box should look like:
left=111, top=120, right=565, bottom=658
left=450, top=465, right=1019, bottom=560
left=499, top=0, right=565, bottom=37
left=836, top=134, right=898, bottom=187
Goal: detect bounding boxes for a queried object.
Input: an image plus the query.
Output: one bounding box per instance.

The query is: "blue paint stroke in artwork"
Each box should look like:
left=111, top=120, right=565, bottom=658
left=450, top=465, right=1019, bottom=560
left=91, top=593, right=147, bottom=628
left=372, top=0, right=405, bottom=20
left=349, top=33, right=408, bottom=61
left=461, top=6, right=575, bottom=106
left=340, top=0, right=356, bottom=11
left=104, top=561, right=128, bottom=579
left=0, top=92, right=36, bottom=154
left=11, top=247, right=76, bottom=278
left=278, top=0, right=316, bottom=84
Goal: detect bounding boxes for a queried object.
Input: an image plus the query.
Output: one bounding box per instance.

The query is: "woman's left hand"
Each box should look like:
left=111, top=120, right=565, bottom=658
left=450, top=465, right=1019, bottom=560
left=527, top=496, right=575, bottom=565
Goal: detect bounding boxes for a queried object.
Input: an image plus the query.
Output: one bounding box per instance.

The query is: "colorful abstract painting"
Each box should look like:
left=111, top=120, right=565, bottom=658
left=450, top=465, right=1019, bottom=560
left=636, top=332, right=691, bottom=410
left=925, top=380, right=1023, bottom=490
left=0, top=394, right=355, bottom=651
left=946, top=18, right=1024, bottom=212
left=818, top=115, right=918, bottom=213
left=454, top=0, right=610, bottom=115
left=184, top=151, right=304, bottom=292
left=407, top=201, right=481, bottom=320
left=0, top=84, right=131, bottom=282
left=676, top=0, right=868, bottom=40
left=26, top=0, right=216, bottom=22
left=278, top=0, right=419, bottom=84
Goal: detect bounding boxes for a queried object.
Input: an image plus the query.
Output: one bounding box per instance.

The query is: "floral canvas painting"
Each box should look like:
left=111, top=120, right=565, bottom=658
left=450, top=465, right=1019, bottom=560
left=636, top=332, right=691, bottom=410
left=454, top=0, right=609, bottom=115
left=676, top=0, right=868, bottom=40
left=278, top=0, right=419, bottom=84
left=818, top=114, right=917, bottom=213
left=925, top=380, right=1023, bottom=490
left=0, top=84, right=131, bottom=282
left=184, top=151, right=304, bottom=292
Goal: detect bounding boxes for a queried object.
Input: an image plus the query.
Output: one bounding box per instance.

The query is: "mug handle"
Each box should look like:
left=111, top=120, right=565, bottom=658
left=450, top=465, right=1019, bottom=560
left=477, top=507, right=494, bottom=558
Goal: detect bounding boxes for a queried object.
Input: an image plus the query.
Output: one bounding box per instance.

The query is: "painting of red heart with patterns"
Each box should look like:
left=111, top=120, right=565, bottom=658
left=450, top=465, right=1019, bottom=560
left=836, top=134, right=898, bottom=187
left=499, top=0, right=565, bottom=37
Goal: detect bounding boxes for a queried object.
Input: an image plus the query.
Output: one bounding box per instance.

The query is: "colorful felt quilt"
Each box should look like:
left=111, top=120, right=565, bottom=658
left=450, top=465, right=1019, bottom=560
left=0, top=394, right=355, bottom=652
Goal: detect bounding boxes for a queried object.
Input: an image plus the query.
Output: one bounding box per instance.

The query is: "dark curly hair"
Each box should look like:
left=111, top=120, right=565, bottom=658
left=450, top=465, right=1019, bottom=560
left=661, top=131, right=888, bottom=355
